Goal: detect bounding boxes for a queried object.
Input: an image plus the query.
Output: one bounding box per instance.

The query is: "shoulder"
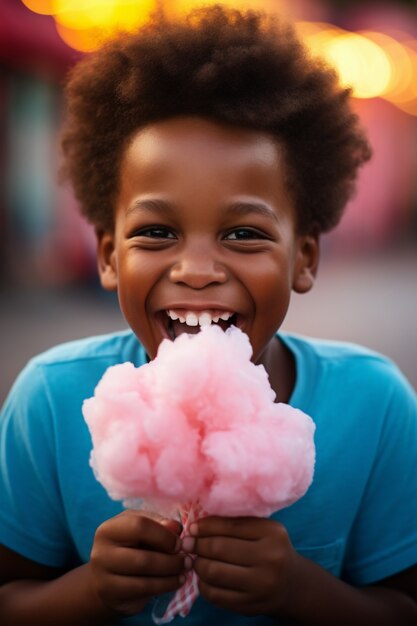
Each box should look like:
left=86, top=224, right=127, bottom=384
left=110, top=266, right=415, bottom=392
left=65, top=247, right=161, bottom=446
left=1, top=330, right=146, bottom=419
left=282, top=332, right=392, bottom=365
left=29, top=329, right=141, bottom=367
left=282, top=332, right=414, bottom=389
left=280, top=332, right=417, bottom=421
left=23, top=329, right=145, bottom=384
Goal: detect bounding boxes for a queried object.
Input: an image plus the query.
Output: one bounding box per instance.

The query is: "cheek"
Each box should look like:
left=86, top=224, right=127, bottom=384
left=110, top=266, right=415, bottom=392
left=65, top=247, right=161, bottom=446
left=116, top=255, right=153, bottom=322
left=244, top=260, right=293, bottom=347
left=115, top=253, right=172, bottom=357
left=245, top=255, right=293, bottom=306
left=255, top=280, right=291, bottom=332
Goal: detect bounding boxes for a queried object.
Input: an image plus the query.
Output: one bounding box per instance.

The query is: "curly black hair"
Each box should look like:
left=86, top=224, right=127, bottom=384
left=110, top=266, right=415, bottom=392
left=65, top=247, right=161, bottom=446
left=60, top=4, right=371, bottom=234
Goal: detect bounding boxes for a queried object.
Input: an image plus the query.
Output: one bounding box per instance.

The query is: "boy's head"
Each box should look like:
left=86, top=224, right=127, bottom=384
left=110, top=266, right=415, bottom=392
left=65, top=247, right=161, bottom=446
left=61, top=4, right=371, bottom=236
left=60, top=5, right=371, bottom=365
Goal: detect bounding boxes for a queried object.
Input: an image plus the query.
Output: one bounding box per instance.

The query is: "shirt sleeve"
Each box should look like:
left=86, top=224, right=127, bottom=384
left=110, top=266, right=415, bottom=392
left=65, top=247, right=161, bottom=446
left=0, top=360, right=74, bottom=567
left=342, top=362, right=417, bottom=585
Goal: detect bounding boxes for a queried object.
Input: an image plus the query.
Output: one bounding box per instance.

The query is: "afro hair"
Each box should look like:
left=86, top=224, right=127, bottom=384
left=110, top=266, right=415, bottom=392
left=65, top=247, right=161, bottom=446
left=60, top=4, right=371, bottom=234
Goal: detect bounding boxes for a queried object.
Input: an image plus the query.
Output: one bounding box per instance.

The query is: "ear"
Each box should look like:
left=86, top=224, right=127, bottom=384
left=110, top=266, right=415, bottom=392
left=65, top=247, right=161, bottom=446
left=96, top=229, right=118, bottom=292
left=292, top=233, right=320, bottom=294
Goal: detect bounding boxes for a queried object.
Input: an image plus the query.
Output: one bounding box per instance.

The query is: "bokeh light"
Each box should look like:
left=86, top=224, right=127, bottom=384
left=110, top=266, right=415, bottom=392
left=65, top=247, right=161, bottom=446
left=2, top=0, right=416, bottom=400
left=298, top=21, right=417, bottom=114
left=20, top=0, right=417, bottom=115
left=324, top=32, right=392, bottom=99
left=170, top=0, right=283, bottom=16
left=21, top=0, right=157, bottom=52
left=21, top=0, right=55, bottom=15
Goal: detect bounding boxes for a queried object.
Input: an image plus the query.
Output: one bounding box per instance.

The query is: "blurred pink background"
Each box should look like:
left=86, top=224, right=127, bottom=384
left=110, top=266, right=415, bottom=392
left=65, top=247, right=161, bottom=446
left=1, top=0, right=416, bottom=401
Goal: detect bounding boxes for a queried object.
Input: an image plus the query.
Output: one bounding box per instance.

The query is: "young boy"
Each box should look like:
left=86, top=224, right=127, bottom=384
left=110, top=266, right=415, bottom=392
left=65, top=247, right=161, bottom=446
left=1, top=5, right=416, bottom=625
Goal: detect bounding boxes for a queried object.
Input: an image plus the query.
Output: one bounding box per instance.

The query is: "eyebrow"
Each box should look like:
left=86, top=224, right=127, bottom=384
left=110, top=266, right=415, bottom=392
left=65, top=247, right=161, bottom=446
left=126, top=198, right=279, bottom=223
left=126, top=199, right=173, bottom=216
left=225, top=201, right=279, bottom=223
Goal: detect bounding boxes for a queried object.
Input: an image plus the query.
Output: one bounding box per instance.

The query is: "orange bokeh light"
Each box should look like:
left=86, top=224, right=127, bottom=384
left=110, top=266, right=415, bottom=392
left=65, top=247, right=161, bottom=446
left=20, top=0, right=417, bottom=115
left=21, top=0, right=55, bottom=15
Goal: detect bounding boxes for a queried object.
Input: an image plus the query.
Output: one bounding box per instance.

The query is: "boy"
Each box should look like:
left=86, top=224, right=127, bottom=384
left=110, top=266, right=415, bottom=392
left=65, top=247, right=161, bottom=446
left=1, top=5, right=417, bottom=625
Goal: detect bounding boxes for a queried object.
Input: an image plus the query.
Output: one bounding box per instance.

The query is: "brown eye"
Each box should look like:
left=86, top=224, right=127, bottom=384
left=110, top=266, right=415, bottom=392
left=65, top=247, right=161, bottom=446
left=224, top=228, right=265, bottom=240
left=135, top=227, right=176, bottom=239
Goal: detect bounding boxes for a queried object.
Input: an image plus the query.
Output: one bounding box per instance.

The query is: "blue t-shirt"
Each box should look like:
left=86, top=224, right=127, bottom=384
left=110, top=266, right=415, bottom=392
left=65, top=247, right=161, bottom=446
left=1, top=330, right=417, bottom=625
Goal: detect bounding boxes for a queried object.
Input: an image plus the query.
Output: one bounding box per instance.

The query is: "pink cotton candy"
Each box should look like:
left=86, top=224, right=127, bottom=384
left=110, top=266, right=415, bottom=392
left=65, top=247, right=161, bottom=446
left=83, top=325, right=315, bottom=517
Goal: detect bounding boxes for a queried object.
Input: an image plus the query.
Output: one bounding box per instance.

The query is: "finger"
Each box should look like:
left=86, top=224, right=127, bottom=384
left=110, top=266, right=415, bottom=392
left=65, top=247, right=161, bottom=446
left=140, top=511, right=183, bottom=537
left=111, top=572, right=185, bottom=598
left=194, top=556, right=252, bottom=592
left=106, top=546, right=185, bottom=576
left=98, top=511, right=181, bottom=554
left=192, top=516, right=273, bottom=541
left=194, top=536, right=257, bottom=567
left=103, top=571, right=185, bottom=613
left=104, top=547, right=186, bottom=577
left=160, top=518, right=183, bottom=536
left=198, top=578, right=255, bottom=614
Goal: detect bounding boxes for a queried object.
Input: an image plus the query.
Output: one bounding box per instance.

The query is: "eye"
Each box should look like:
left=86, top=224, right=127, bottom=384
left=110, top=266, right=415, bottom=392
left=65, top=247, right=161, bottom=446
left=133, top=226, right=176, bottom=239
left=224, top=228, right=267, bottom=240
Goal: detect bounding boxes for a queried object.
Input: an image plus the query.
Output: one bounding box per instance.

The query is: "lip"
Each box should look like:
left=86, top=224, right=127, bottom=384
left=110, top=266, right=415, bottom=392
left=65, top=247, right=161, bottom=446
left=158, top=302, right=239, bottom=312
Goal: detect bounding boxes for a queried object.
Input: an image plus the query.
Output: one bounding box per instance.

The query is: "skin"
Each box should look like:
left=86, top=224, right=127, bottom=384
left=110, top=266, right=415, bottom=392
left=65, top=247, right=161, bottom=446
left=98, top=116, right=319, bottom=402
left=0, top=117, right=416, bottom=624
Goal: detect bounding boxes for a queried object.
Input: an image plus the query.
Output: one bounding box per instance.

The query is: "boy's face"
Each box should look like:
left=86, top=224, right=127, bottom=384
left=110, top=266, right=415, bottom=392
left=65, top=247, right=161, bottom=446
left=98, top=117, right=318, bottom=364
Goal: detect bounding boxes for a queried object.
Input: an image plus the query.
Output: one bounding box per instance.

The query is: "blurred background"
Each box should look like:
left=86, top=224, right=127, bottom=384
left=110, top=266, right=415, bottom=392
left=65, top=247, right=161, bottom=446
left=1, top=0, right=416, bottom=404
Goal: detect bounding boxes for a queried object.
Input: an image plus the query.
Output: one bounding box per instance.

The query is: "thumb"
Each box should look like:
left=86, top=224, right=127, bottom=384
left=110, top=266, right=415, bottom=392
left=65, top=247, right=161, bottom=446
left=160, top=518, right=183, bottom=536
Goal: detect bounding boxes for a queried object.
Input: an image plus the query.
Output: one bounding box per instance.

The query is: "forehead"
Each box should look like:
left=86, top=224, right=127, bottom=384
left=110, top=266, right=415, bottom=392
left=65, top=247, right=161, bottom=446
left=122, top=117, right=284, bottom=180
left=117, top=117, right=293, bottom=214
left=127, top=117, right=280, bottom=163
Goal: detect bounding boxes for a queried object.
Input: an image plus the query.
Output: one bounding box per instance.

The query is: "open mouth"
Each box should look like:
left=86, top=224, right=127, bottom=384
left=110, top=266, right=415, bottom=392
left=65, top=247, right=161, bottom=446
left=161, top=309, right=240, bottom=339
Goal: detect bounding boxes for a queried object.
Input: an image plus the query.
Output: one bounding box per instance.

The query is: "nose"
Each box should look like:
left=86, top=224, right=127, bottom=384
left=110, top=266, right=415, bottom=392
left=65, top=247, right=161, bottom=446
left=168, top=244, right=227, bottom=289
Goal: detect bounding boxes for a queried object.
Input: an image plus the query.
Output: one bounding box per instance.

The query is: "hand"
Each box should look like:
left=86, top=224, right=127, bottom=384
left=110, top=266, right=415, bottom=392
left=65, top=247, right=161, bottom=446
left=188, top=516, right=299, bottom=618
left=88, top=510, right=186, bottom=616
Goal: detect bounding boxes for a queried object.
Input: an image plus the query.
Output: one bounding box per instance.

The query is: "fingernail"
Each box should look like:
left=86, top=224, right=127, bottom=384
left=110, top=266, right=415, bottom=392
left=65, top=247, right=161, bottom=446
left=189, top=523, right=198, bottom=536
left=181, top=536, right=195, bottom=553
left=184, top=555, right=193, bottom=571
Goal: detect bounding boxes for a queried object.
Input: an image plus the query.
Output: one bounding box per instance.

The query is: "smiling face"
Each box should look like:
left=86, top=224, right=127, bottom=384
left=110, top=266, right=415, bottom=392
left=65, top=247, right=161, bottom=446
left=98, top=117, right=318, bottom=392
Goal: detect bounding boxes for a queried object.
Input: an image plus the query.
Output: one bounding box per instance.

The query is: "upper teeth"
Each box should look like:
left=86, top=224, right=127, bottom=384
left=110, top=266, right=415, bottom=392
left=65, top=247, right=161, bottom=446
left=167, top=310, right=234, bottom=327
